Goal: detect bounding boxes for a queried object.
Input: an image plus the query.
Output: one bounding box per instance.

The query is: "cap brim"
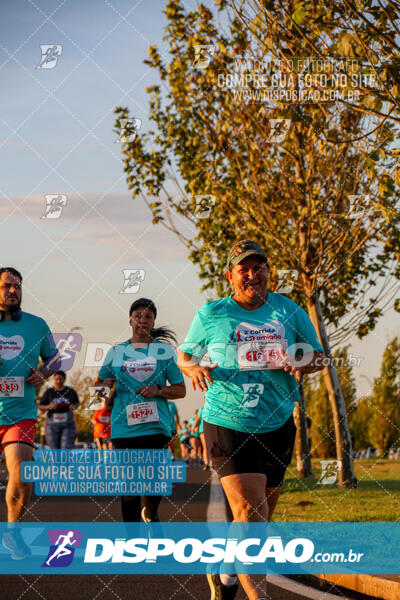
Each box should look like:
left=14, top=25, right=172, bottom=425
left=230, top=250, right=268, bottom=267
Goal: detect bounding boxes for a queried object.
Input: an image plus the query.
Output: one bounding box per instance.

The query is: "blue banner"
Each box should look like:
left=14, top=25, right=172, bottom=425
left=0, top=522, right=399, bottom=574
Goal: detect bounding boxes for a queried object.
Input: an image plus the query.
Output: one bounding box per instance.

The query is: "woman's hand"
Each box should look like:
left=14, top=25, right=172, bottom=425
left=137, top=385, right=160, bottom=398
left=278, top=350, right=302, bottom=382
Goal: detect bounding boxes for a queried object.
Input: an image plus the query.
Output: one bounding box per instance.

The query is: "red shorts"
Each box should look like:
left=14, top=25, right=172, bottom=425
left=0, top=419, right=37, bottom=452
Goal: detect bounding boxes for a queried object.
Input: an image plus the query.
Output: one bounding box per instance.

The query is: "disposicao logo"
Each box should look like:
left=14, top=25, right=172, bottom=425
left=42, top=529, right=82, bottom=568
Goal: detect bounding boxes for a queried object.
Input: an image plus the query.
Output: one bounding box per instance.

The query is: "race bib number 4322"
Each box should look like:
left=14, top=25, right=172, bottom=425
left=126, top=401, right=159, bottom=426
left=0, top=376, right=24, bottom=397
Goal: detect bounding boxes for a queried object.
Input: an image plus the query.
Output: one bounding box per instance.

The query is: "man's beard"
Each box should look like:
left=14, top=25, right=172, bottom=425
left=1, top=299, right=21, bottom=313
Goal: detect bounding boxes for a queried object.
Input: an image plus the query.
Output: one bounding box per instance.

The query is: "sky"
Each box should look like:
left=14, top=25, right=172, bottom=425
left=1, top=0, right=399, bottom=420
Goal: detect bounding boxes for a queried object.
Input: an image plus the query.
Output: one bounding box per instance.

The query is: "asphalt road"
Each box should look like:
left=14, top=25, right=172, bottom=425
left=0, top=462, right=246, bottom=600
left=0, top=462, right=358, bottom=600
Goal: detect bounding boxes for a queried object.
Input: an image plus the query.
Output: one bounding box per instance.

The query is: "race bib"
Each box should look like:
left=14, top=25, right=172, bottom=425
left=0, top=376, right=24, bottom=397
left=99, top=415, right=110, bottom=424
left=126, top=401, right=159, bottom=426
left=53, top=413, right=68, bottom=423
left=238, top=341, right=286, bottom=371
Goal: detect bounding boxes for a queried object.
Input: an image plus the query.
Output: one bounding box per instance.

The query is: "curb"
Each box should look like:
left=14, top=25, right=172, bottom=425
left=267, top=574, right=349, bottom=599
left=315, top=574, right=400, bottom=600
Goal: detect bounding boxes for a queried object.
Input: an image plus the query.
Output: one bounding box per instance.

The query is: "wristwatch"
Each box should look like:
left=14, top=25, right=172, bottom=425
left=156, top=384, right=163, bottom=396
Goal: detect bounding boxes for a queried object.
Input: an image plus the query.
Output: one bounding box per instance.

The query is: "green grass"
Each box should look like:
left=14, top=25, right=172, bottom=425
left=274, top=459, right=400, bottom=521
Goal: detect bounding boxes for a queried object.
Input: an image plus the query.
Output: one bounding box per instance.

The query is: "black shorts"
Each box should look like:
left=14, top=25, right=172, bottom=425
left=112, top=434, right=170, bottom=450
left=204, top=416, right=296, bottom=487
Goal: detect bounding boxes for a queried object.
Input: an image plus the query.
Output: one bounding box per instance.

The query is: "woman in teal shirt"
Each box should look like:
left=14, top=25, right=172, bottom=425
left=97, top=298, right=185, bottom=523
left=178, top=240, right=325, bottom=600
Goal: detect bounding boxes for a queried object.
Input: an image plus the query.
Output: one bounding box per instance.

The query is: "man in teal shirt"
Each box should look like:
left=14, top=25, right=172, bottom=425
left=178, top=240, right=325, bottom=600
left=0, top=267, right=57, bottom=559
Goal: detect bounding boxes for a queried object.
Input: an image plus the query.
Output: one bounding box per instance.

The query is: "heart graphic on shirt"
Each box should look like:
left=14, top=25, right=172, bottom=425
left=0, top=335, right=25, bottom=360
left=122, top=356, right=157, bottom=382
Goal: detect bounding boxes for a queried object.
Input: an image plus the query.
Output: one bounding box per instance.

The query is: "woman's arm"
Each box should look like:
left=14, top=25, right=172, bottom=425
left=136, top=381, right=186, bottom=400
left=177, top=349, right=218, bottom=391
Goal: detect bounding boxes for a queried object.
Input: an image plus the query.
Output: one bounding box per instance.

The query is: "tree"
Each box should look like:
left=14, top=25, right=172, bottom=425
left=228, top=0, right=400, bottom=193
left=293, top=378, right=314, bottom=477
left=350, top=395, right=373, bottom=452
left=115, top=0, right=400, bottom=486
left=306, top=346, right=357, bottom=458
left=368, top=337, right=400, bottom=456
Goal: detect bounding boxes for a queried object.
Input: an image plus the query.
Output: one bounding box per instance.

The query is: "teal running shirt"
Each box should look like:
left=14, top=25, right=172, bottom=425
left=180, top=293, right=323, bottom=433
left=0, top=312, right=57, bottom=425
left=98, top=339, right=184, bottom=439
left=167, top=401, right=178, bottom=430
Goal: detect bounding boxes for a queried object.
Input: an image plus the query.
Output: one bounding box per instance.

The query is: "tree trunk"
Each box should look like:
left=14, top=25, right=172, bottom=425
left=306, top=292, right=357, bottom=488
left=293, top=379, right=314, bottom=479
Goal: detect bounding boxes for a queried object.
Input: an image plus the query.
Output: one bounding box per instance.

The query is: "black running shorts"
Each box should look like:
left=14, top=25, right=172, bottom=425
left=204, top=416, right=296, bottom=487
left=112, top=434, right=170, bottom=450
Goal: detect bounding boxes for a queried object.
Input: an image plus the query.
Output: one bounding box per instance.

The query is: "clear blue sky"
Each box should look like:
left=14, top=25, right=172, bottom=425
left=1, top=0, right=398, bottom=418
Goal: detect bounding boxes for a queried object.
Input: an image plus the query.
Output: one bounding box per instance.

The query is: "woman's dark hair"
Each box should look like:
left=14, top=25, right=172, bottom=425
left=129, top=298, right=177, bottom=345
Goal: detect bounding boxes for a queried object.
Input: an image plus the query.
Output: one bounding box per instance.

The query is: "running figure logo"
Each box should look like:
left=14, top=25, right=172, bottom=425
left=117, top=118, right=141, bottom=143
left=317, top=460, right=342, bottom=485
left=241, top=383, right=264, bottom=408
left=44, top=332, right=83, bottom=371
left=193, top=195, right=216, bottom=219
left=41, top=195, right=67, bottom=219
left=267, top=119, right=291, bottom=143
left=347, top=195, right=370, bottom=219
left=36, top=45, right=62, bottom=69
left=42, top=529, right=82, bottom=567
left=87, top=385, right=111, bottom=410
left=275, top=270, right=298, bottom=294
left=119, top=269, right=146, bottom=294
left=191, top=45, right=215, bottom=69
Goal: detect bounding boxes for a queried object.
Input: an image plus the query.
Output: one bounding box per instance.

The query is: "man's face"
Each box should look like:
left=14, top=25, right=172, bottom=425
left=0, top=272, right=22, bottom=311
left=226, top=255, right=268, bottom=303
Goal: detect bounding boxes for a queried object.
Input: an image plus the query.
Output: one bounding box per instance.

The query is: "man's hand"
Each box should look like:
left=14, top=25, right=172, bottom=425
left=26, top=367, right=46, bottom=388
left=185, top=363, right=218, bottom=391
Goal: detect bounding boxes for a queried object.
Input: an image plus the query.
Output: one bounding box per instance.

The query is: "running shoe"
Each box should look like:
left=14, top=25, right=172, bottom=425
left=141, top=506, right=160, bottom=523
left=2, top=529, right=31, bottom=560
left=141, top=507, right=164, bottom=539
left=207, top=573, right=238, bottom=600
